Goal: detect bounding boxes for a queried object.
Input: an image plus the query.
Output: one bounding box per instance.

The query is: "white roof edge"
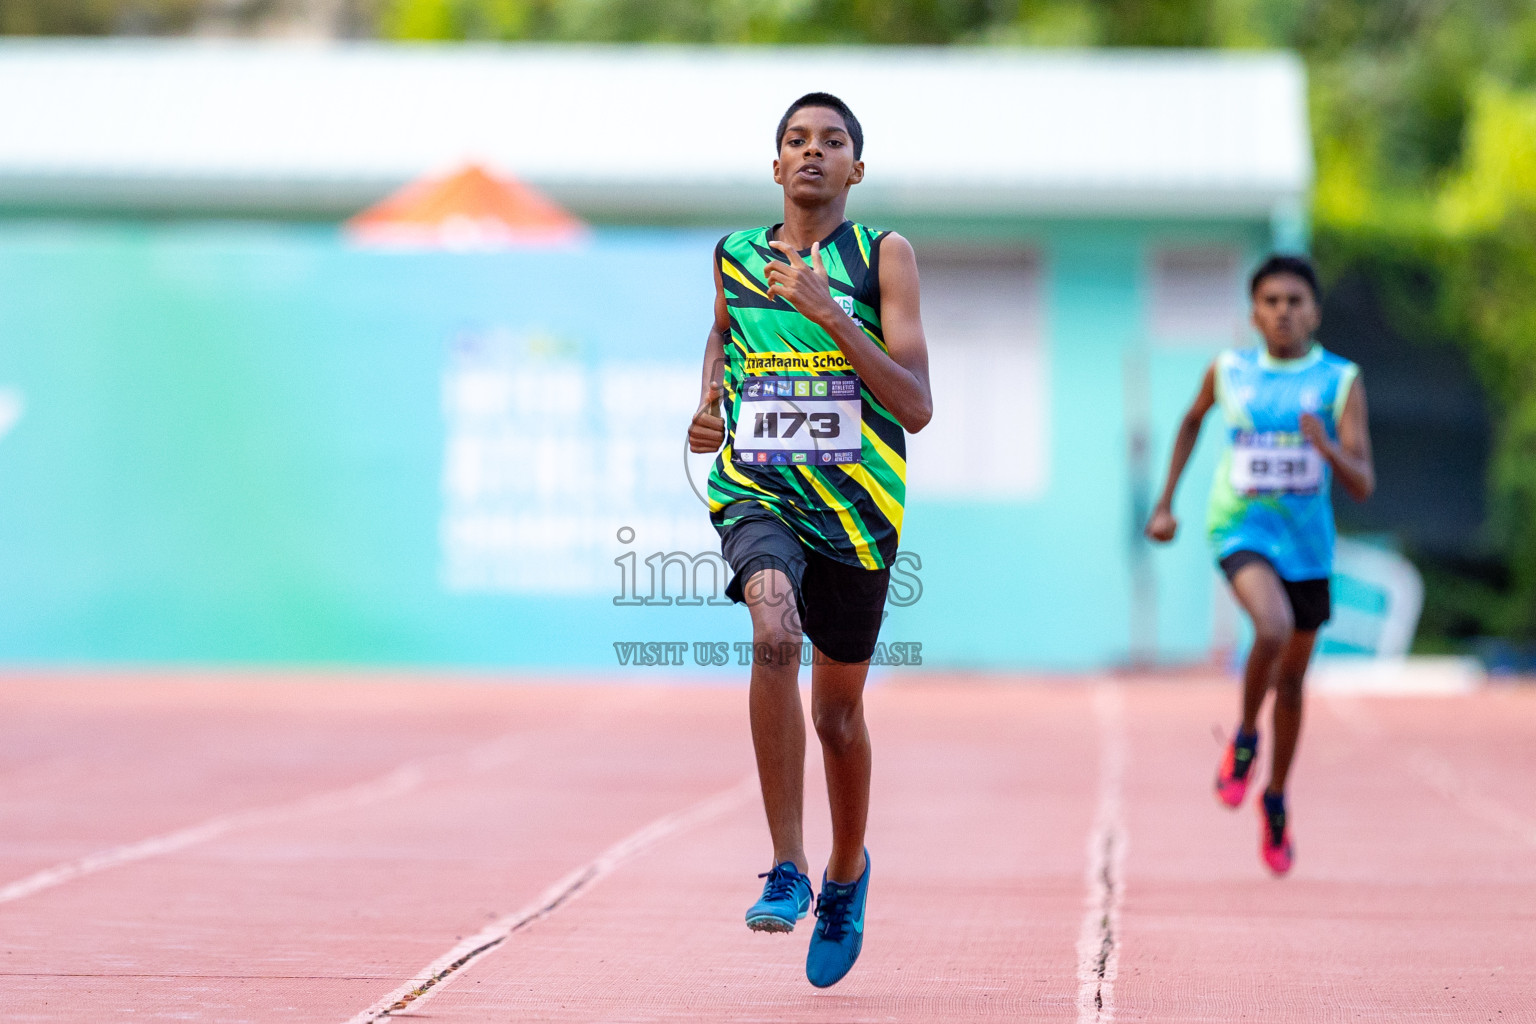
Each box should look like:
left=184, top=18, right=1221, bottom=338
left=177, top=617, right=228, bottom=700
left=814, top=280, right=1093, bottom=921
left=0, top=41, right=1311, bottom=221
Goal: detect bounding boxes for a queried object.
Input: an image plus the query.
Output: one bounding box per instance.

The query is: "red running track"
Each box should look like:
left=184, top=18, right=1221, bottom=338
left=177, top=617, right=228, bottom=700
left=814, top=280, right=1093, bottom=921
left=0, top=672, right=1531, bottom=1022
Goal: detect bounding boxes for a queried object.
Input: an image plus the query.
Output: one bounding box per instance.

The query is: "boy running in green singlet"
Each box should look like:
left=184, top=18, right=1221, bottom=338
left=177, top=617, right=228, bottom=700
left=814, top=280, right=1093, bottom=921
left=687, top=92, right=932, bottom=987
left=1146, top=255, right=1374, bottom=876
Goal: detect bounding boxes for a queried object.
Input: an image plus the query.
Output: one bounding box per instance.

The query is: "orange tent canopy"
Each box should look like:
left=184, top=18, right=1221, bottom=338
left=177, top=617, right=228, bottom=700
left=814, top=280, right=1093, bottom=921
left=346, top=163, right=586, bottom=248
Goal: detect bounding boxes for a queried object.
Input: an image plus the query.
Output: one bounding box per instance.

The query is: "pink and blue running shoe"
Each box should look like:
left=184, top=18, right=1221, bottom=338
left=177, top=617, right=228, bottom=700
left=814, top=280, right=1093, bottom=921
left=1259, top=790, right=1294, bottom=875
left=1216, top=729, right=1259, bottom=808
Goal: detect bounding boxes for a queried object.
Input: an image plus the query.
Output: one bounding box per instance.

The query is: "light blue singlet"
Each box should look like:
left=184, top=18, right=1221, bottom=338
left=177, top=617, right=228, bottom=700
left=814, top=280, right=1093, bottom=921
left=1207, top=344, right=1360, bottom=581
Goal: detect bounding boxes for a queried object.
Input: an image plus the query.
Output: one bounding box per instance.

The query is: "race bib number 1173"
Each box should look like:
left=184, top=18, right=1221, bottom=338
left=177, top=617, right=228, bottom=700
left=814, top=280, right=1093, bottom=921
left=734, top=375, right=862, bottom=467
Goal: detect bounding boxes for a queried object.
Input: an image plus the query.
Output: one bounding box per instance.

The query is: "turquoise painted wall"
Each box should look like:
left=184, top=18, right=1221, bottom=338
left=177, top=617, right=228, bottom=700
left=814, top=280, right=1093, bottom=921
left=0, top=220, right=1269, bottom=670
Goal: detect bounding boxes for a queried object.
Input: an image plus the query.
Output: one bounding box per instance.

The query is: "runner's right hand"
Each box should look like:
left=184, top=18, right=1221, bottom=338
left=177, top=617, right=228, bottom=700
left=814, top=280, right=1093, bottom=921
left=1144, top=506, right=1178, bottom=543
left=689, top=383, right=726, bottom=453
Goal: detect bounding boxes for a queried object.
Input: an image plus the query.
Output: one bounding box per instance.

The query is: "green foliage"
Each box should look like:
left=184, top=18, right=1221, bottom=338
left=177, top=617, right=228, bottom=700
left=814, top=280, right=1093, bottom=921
left=0, top=0, right=202, bottom=34
left=373, top=0, right=1027, bottom=44
left=1414, top=560, right=1518, bottom=647
left=1440, top=212, right=1536, bottom=639
left=1314, top=76, right=1536, bottom=642
left=1098, top=0, right=1213, bottom=47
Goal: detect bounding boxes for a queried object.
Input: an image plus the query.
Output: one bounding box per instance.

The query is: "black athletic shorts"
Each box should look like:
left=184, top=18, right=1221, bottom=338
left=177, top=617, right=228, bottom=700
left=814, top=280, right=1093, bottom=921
left=718, top=504, right=890, bottom=664
left=1219, top=550, right=1332, bottom=633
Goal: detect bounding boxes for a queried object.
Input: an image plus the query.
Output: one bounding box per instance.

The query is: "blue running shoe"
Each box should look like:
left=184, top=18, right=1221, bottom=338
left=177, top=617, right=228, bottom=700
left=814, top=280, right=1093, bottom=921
left=806, top=850, right=870, bottom=988
left=745, top=861, right=813, bottom=932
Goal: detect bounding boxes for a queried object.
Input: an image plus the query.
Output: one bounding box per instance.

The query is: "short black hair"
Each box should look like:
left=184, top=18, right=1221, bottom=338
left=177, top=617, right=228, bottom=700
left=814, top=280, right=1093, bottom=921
left=1249, top=254, right=1321, bottom=303
left=776, top=92, right=863, bottom=160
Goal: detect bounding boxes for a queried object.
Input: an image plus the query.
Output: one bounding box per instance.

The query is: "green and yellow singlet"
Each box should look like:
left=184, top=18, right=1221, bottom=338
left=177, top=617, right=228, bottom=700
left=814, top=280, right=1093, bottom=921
left=706, top=220, right=907, bottom=570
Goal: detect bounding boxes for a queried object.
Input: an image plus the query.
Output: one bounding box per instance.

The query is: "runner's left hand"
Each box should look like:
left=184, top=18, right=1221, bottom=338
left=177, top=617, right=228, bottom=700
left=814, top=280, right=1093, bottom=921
left=765, top=241, right=843, bottom=327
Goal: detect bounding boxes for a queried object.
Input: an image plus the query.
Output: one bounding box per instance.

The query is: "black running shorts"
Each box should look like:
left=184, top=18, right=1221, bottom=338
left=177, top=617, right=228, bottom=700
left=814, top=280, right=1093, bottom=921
left=1219, top=550, right=1332, bottom=633
left=718, top=504, right=890, bottom=664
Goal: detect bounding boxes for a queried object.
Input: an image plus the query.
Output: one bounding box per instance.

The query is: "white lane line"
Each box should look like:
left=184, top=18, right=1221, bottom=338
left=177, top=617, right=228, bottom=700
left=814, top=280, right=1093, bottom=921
left=345, top=775, right=756, bottom=1023
left=1076, top=680, right=1127, bottom=1024
left=0, top=732, right=533, bottom=906
left=1406, top=748, right=1536, bottom=846
left=1326, top=696, right=1536, bottom=847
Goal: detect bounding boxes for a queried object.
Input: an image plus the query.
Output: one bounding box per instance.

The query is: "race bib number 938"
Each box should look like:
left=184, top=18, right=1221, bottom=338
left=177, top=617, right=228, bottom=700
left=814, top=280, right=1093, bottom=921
left=1230, top=431, right=1323, bottom=494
